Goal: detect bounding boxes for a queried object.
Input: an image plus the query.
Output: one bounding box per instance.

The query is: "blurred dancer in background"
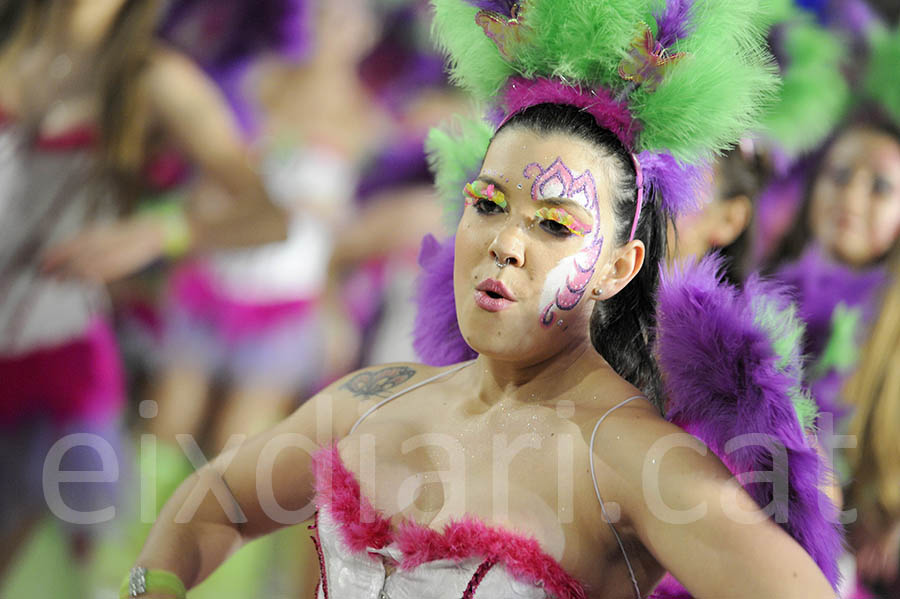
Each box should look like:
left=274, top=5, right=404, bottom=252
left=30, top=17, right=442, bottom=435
left=149, top=0, right=384, bottom=459
left=845, top=254, right=900, bottom=596
left=769, top=20, right=900, bottom=597
left=0, top=0, right=287, bottom=591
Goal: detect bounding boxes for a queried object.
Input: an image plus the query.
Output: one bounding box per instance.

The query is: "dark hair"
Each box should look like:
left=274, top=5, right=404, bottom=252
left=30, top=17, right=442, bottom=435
left=716, top=146, right=769, bottom=283
left=768, top=113, right=900, bottom=271
left=497, top=103, right=667, bottom=409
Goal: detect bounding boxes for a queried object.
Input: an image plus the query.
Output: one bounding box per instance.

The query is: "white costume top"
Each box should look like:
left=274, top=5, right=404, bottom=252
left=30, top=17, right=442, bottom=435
left=209, top=144, right=356, bottom=302
left=310, top=363, right=644, bottom=599
left=0, top=121, right=115, bottom=354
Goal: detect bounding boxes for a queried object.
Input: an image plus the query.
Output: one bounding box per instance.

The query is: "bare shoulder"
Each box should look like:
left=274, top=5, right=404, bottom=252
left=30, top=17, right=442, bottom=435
left=306, top=361, right=468, bottom=439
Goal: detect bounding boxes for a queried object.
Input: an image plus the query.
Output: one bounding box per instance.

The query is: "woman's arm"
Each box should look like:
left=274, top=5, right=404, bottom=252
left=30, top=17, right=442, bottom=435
left=42, top=46, right=287, bottom=282
left=130, top=367, right=366, bottom=594
left=600, top=414, right=836, bottom=599
left=130, top=362, right=437, bottom=595
left=143, top=46, right=287, bottom=250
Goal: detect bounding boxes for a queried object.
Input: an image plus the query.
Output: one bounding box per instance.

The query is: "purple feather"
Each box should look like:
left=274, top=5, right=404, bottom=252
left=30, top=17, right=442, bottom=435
left=413, top=235, right=478, bottom=366
left=653, top=0, right=697, bottom=49
left=462, top=0, right=521, bottom=16
left=638, top=151, right=711, bottom=217
left=656, top=255, right=843, bottom=592
left=773, top=245, right=886, bottom=416
left=774, top=245, right=886, bottom=359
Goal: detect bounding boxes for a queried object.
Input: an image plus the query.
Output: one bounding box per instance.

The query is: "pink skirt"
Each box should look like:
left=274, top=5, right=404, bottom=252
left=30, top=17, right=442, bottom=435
left=0, top=317, right=124, bottom=430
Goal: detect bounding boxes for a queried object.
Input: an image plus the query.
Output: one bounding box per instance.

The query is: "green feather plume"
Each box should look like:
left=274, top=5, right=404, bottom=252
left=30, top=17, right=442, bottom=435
left=866, top=25, right=900, bottom=127
left=430, top=0, right=779, bottom=163
left=752, top=295, right=818, bottom=431
left=425, top=115, right=495, bottom=232
left=632, top=0, right=780, bottom=161
left=759, top=19, right=850, bottom=157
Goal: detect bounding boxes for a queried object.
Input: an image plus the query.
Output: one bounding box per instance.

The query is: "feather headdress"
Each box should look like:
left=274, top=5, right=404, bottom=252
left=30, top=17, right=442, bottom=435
left=427, top=0, right=780, bottom=223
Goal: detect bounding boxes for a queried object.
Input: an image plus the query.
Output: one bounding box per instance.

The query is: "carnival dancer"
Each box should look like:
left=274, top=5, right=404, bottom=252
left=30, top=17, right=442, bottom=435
left=123, top=2, right=840, bottom=598
left=0, top=0, right=288, bottom=585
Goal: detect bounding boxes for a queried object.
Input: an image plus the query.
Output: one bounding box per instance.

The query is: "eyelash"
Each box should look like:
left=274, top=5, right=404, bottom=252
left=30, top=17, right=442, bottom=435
left=472, top=198, right=506, bottom=215
left=535, top=207, right=588, bottom=237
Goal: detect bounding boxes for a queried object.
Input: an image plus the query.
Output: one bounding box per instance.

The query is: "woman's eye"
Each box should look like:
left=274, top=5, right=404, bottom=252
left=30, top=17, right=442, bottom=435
left=473, top=199, right=504, bottom=215
left=539, top=219, right=573, bottom=237
left=830, top=167, right=852, bottom=186
left=873, top=177, right=894, bottom=196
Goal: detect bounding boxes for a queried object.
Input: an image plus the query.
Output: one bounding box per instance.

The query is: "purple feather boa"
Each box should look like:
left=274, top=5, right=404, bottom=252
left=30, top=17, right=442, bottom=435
left=413, top=235, right=477, bottom=366
left=774, top=246, right=886, bottom=358
left=654, top=255, right=843, bottom=594
left=772, top=245, right=887, bottom=416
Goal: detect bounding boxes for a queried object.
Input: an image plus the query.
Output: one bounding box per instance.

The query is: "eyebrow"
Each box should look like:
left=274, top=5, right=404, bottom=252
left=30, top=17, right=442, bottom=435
left=476, top=175, right=509, bottom=196
left=477, top=175, right=593, bottom=220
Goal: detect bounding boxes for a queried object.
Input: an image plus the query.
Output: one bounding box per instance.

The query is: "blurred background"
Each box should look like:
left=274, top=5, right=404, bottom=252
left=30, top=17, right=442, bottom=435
left=0, top=0, right=899, bottom=597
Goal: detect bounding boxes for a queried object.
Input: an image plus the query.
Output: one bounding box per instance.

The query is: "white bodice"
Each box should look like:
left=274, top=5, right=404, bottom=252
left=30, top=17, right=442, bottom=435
left=314, top=507, right=549, bottom=599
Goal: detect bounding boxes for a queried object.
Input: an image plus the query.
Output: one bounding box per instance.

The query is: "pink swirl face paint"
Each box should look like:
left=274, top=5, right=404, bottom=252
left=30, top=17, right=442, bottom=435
left=524, top=158, right=604, bottom=328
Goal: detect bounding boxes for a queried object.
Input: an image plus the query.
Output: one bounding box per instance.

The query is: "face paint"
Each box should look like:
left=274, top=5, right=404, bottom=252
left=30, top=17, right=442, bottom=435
left=524, top=158, right=604, bottom=327
left=534, top=206, right=592, bottom=237
left=464, top=179, right=508, bottom=209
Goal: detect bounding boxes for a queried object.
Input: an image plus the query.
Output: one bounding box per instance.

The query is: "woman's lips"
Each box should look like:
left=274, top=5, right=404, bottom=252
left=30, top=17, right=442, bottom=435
left=474, top=289, right=514, bottom=312
left=474, top=278, right=516, bottom=312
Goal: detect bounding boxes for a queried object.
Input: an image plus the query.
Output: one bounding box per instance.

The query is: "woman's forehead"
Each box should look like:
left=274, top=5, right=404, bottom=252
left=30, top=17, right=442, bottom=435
left=829, top=128, right=900, bottom=170
left=482, top=128, right=605, bottom=179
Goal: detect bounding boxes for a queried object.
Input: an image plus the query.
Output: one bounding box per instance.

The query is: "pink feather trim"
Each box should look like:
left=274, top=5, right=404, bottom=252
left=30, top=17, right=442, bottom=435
left=311, top=445, right=586, bottom=598
left=501, top=77, right=638, bottom=149
left=311, top=445, right=393, bottom=554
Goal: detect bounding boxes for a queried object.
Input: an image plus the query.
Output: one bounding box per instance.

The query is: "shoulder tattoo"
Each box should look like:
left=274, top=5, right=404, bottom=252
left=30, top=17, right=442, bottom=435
left=341, top=366, right=417, bottom=399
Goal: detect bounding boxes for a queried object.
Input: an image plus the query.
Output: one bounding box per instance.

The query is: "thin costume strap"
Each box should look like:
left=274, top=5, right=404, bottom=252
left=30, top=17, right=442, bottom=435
left=349, top=361, right=473, bottom=435
left=589, top=394, right=645, bottom=599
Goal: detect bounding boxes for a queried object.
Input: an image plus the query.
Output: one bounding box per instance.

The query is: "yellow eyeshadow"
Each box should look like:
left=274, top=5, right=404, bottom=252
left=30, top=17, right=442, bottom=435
left=534, top=207, right=591, bottom=236
left=464, top=180, right=508, bottom=208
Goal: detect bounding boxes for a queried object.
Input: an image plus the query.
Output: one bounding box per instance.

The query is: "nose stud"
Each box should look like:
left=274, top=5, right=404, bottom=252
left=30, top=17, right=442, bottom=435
left=495, top=256, right=511, bottom=269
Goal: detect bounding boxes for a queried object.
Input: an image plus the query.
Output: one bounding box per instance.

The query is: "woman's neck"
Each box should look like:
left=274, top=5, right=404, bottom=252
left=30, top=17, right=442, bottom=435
left=471, top=340, right=602, bottom=406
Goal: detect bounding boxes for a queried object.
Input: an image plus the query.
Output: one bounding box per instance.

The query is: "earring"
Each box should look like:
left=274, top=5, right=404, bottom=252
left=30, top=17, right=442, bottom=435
left=591, top=288, right=603, bottom=298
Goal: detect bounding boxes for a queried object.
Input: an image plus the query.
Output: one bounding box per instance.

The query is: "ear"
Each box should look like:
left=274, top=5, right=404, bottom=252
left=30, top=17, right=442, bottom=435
left=591, top=239, right=645, bottom=301
left=709, top=195, right=752, bottom=248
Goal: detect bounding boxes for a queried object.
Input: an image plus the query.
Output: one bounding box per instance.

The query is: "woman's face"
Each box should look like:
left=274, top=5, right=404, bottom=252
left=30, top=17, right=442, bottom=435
left=810, top=128, right=900, bottom=267
left=453, top=127, right=624, bottom=361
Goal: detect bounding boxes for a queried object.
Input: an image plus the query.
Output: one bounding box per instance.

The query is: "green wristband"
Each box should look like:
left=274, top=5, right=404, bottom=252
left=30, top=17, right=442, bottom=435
left=120, top=567, right=186, bottom=599
left=138, top=198, right=193, bottom=259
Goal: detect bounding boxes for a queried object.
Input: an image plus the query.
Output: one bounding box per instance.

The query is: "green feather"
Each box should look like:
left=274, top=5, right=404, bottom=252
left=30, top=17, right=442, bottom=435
left=813, top=303, right=862, bottom=378
left=759, top=20, right=850, bottom=157
left=866, top=25, right=900, bottom=127
left=515, top=0, right=645, bottom=88
left=633, top=0, right=780, bottom=160
left=429, top=0, right=779, bottom=164
left=425, top=115, right=495, bottom=231
left=752, top=295, right=818, bottom=431
left=430, top=0, right=514, bottom=99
